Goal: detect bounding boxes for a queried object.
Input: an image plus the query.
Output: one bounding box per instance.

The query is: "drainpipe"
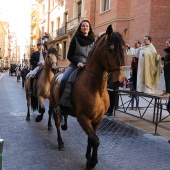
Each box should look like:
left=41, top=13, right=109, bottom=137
left=93, top=0, right=96, bottom=29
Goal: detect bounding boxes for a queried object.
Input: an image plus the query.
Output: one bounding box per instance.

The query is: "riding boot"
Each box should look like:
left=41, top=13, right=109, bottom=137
left=60, top=82, right=73, bottom=108
left=28, top=78, right=34, bottom=94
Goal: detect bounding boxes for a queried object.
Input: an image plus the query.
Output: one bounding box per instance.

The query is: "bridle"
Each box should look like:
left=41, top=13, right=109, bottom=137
left=43, top=54, right=58, bottom=72
left=105, top=50, right=123, bottom=73
left=84, top=48, right=123, bottom=80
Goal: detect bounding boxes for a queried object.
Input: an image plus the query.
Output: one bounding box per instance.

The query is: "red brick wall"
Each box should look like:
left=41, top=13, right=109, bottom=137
left=150, top=0, right=170, bottom=56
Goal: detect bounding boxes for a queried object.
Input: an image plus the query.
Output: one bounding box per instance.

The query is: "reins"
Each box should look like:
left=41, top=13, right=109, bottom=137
left=84, top=68, right=108, bottom=80
left=43, top=55, right=58, bottom=72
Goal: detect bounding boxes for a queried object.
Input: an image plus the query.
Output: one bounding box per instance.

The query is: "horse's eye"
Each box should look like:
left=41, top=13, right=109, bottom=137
left=107, top=48, right=113, bottom=53
left=107, top=45, right=114, bottom=53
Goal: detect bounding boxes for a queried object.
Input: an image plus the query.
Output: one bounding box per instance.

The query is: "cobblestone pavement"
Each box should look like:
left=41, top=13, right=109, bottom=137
left=1, top=73, right=170, bottom=170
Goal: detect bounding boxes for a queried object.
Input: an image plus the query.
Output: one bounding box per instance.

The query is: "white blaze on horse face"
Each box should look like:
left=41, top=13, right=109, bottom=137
left=48, top=53, right=58, bottom=69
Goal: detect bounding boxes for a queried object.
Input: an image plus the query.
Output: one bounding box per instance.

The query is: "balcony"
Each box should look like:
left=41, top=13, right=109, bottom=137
left=50, top=26, right=67, bottom=39
left=67, top=17, right=79, bottom=32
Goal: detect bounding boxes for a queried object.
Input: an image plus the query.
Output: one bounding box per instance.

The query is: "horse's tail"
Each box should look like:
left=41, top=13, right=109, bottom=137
left=31, top=95, right=38, bottom=111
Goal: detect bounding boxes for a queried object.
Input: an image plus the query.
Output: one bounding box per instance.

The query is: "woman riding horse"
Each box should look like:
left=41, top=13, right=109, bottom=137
left=59, top=20, right=95, bottom=108
left=50, top=25, right=126, bottom=169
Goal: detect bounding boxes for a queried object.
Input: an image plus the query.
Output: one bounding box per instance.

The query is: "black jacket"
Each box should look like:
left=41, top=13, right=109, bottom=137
left=30, top=51, right=46, bottom=69
left=21, top=68, right=30, bottom=79
left=161, top=47, right=170, bottom=70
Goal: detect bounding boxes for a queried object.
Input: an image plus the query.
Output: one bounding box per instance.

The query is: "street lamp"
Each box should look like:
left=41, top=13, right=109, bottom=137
left=22, top=53, right=26, bottom=67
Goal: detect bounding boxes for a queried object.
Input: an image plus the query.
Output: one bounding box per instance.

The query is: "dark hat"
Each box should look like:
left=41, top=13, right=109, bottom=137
left=37, top=42, right=43, bottom=46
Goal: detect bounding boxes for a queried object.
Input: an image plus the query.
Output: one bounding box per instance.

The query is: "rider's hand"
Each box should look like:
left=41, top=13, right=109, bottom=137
left=37, top=62, right=41, bottom=66
left=77, top=62, right=84, bottom=68
left=126, top=44, right=130, bottom=50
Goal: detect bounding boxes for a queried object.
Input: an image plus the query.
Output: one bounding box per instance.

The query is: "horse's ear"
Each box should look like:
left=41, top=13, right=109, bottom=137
left=121, top=28, right=127, bottom=37
left=106, top=25, right=113, bottom=38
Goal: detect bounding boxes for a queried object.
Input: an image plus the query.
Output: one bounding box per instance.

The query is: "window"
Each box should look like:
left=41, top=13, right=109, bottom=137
left=64, top=12, right=68, bottom=27
left=100, top=0, right=110, bottom=13
left=56, top=43, right=59, bottom=55
left=42, top=4, right=45, bottom=15
left=63, top=41, right=66, bottom=59
left=51, top=0, right=54, bottom=8
left=51, top=21, right=54, bottom=33
left=56, top=17, right=60, bottom=30
left=77, top=1, right=82, bottom=22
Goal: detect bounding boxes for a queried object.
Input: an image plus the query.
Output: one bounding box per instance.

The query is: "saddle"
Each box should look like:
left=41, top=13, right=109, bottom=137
left=60, top=68, right=83, bottom=108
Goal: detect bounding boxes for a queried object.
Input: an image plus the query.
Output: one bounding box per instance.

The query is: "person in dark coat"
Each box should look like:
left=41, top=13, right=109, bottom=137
left=161, top=39, right=170, bottom=111
left=29, top=42, right=46, bottom=94
left=21, top=65, right=30, bottom=89
left=126, top=40, right=141, bottom=90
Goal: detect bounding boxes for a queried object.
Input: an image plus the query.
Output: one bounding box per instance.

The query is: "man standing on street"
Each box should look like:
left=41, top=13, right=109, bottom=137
left=21, top=65, right=30, bottom=89
left=136, top=36, right=162, bottom=94
left=126, top=40, right=141, bottom=90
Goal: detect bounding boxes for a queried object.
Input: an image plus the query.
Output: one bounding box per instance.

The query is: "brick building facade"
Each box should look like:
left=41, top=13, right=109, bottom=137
left=36, top=0, right=170, bottom=66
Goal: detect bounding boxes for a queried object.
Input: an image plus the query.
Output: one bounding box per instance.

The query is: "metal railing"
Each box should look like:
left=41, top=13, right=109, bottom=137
left=67, top=17, right=79, bottom=31
left=50, top=26, right=67, bottom=39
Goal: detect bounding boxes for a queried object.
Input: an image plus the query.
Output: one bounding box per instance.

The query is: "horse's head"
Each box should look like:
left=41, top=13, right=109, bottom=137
left=45, top=46, right=58, bottom=74
left=102, top=25, right=126, bottom=86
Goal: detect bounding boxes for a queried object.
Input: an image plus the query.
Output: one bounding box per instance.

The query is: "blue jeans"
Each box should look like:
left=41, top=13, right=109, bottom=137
left=60, top=66, right=76, bottom=97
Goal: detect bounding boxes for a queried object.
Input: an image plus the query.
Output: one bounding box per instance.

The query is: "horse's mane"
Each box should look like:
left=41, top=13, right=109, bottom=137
left=48, top=46, right=59, bottom=59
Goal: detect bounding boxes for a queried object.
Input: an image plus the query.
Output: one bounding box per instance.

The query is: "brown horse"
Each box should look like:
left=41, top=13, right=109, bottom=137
left=50, top=25, right=126, bottom=169
left=25, top=47, right=58, bottom=130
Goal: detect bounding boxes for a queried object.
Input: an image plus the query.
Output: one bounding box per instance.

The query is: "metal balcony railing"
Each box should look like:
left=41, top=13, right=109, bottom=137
left=67, top=17, right=79, bottom=31
left=50, top=26, right=67, bottom=39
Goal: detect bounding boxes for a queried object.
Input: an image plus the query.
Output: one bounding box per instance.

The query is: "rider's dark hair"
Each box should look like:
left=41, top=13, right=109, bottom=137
left=75, top=20, right=95, bottom=38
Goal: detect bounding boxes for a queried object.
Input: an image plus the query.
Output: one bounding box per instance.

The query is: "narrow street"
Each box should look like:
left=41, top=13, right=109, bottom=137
left=1, top=73, right=170, bottom=170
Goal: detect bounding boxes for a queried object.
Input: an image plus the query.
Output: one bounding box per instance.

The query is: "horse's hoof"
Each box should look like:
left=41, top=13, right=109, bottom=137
left=86, top=159, right=98, bottom=170
left=35, top=115, right=43, bottom=122
left=61, top=124, right=68, bottom=131
left=26, top=117, right=30, bottom=121
left=58, top=144, right=65, bottom=151
left=86, top=160, right=93, bottom=170
left=48, top=125, right=53, bottom=131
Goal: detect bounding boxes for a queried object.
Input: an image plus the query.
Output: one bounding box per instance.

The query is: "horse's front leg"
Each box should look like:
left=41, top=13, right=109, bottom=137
left=53, top=106, right=65, bottom=151
left=86, top=134, right=99, bottom=170
left=86, top=137, right=92, bottom=160
left=35, top=97, right=45, bottom=122
left=48, top=101, right=53, bottom=130
left=78, top=117, right=100, bottom=170
left=26, top=91, right=31, bottom=121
